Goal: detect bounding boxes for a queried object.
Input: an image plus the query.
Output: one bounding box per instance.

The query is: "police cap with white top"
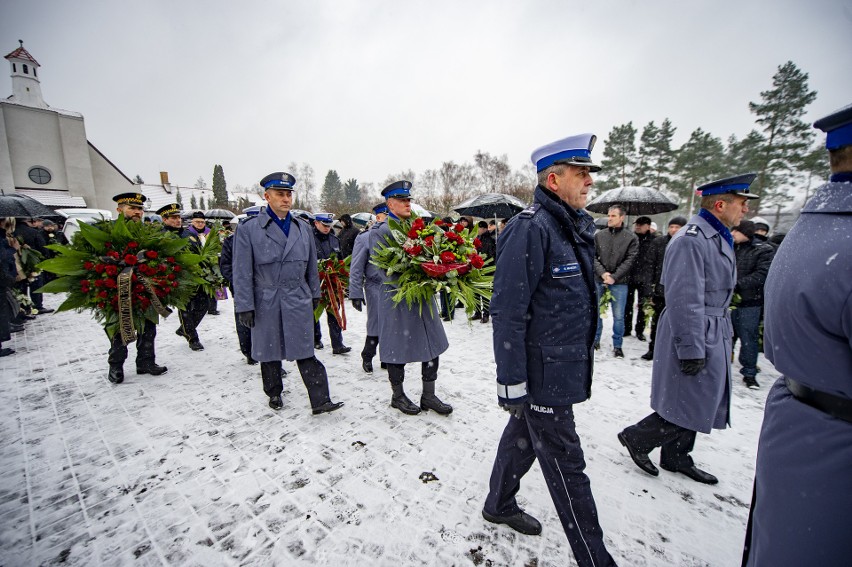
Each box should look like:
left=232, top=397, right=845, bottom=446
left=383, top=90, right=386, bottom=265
left=381, top=180, right=412, bottom=200
left=531, top=133, right=601, bottom=173
left=813, top=103, right=852, bottom=150
left=260, top=172, right=296, bottom=190
left=314, top=212, right=335, bottom=226
left=697, top=173, right=759, bottom=199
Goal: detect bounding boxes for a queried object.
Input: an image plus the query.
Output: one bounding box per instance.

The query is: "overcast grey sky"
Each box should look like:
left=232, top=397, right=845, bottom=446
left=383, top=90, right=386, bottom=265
left=3, top=0, right=851, bottom=193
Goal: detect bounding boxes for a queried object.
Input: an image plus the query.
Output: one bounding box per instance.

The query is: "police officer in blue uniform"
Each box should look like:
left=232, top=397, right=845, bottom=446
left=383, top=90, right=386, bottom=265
left=219, top=206, right=261, bottom=365
left=618, top=173, right=758, bottom=486
left=742, top=104, right=852, bottom=566
left=371, top=181, right=452, bottom=416
left=233, top=172, right=343, bottom=415
left=107, top=193, right=168, bottom=383
left=312, top=212, right=350, bottom=354
left=482, top=134, right=617, bottom=567
left=348, top=203, right=388, bottom=373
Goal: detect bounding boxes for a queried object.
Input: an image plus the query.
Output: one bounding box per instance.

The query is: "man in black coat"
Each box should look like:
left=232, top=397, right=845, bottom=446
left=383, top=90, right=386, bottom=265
left=731, top=220, right=775, bottom=388
left=624, top=216, right=657, bottom=341
left=336, top=214, right=360, bottom=258
left=641, top=216, right=686, bottom=360
left=313, top=213, right=350, bottom=354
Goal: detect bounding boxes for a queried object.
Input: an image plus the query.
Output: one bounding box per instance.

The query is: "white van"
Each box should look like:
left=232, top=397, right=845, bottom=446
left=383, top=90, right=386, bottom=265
left=57, top=208, right=114, bottom=240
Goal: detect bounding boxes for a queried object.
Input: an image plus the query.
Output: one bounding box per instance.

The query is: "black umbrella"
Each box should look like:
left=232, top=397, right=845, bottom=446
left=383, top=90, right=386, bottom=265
left=0, top=193, right=59, bottom=218
left=585, top=186, right=678, bottom=216
left=452, top=193, right=528, bottom=219
left=204, top=208, right=236, bottom=220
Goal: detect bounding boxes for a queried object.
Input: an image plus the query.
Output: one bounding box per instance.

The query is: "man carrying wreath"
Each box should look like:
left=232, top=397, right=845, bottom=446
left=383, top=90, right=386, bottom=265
left=370, top=181, right=452, bottom=416
left=107, top=193, right=168, bottom=383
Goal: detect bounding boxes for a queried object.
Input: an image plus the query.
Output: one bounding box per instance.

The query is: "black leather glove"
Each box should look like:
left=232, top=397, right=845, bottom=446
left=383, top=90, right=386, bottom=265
left=351, top=298, right=363, bottom=312
left=499, top=400, right=525, bottom=419
left=313, top=298, right=320, bottom=309
left=680, top=358, right=705, bottom=376
left=237, top=310, right=255, bottom=328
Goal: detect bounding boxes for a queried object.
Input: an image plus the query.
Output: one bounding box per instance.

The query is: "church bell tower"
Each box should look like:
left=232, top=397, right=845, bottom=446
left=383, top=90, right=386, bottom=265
left=5, top=40, right=47, bottom=108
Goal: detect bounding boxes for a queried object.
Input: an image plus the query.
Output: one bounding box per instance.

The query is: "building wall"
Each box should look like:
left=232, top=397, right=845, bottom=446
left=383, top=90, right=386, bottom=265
left=0, top=108, right=15, bottom=191
left=89, top=144, right=134, bottom=210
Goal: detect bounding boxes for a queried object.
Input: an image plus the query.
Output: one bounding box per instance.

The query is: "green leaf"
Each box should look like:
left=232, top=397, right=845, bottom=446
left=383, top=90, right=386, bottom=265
left=56, top=293, right=89, bottom=312
left=37, top=257, right=87, bottom=276
left=77, top=220, right=111, bottom=248
left=34, top=276, right=76, bottom=294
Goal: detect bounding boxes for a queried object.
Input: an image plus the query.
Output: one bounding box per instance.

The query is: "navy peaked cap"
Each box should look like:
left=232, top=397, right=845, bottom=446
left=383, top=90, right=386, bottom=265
left=314, top=212, right=335, bottom=225
left=698, top=173, right=759, bottom=199
left=242, top=205, right=262, bottom=217
left=372, top=202, right=389, bottom=215
left=813, top=103, right=852, bottom=150
left=381, top=180, right=412, bottom=199
left=531, top=133, right=601, bottom=172
left=260, top=171, right=296, bottom=190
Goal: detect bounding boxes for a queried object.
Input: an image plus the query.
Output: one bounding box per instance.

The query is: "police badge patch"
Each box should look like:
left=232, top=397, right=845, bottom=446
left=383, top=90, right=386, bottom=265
left=551, top=262, right=581, bottom=278
left=685, top=224, right=700, bottom=236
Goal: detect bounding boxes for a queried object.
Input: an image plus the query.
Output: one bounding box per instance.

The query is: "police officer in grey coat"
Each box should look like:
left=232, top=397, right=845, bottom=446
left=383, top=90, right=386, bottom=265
left=742, top=104, right=852, bottom=567
left=618, top=173, right=759, bottom=485
left=348, top=202, right=388, bottom=373
left=482, top=134, right=617, bottom=567
left=371, top=181, right=452, bottom=416
left=233, top=171, right=343, bottom=415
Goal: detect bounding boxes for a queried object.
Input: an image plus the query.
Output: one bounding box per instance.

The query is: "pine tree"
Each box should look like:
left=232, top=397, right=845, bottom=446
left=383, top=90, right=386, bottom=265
left=671, top=128, right=726, bottom=213
left=212, top=165, right=228, bottom=207
left=190, top=194, right=197, bottom=209
left=799, top=143, right=831, bottom=203
left=597, top=123, right=638, bottom=190
left=748, top=61, right=818, bottom=210
left=727, top=131, right=766, bottom=179
left=134, top=174, right=144, bottom=184
left=175, top=188, right=183, bottom=208
left=343, top=178, right=360, bottom=210
left=320, top=170, right=344, bottom=211
left=198, top=195, right=206, bottom=210
left=633, top=119, right=677, bottom=189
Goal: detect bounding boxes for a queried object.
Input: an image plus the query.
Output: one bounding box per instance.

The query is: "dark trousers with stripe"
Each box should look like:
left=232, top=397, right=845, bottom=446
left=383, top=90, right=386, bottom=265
left=107, top=320, right=157, bottom=367
left=484, top=405, right=616, bottom=567
left=621, top=412, right=696, bottom=470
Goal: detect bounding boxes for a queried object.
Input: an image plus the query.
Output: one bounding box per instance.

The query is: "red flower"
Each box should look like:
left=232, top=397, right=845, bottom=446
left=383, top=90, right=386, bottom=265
left=473, top=238, right=482, bottom=249
left=94, top=263, right=106, bottom=274
left=173, top=265, right=181, bottom=272
left=98, top=291, right=108, bottom=298
left=145, top=250, right=158, bottom=259
left=407, top=227, right=420, bottom=239
left=131, top=274, right=138, bottom=282
left=434, top=219, right=444, bottom=226
left=105, top=265, right=119, bottom=276
left=104, top=279, right=117, bottom=289
left=81, top=279, right=90, bottom=287
left=124, top=254, right=138, bottom=265
left=157, top=264, right=167, bottom=272
left=80, top=285, right=90, bottom=293
left=440, top=251, right=456, bottom=263
left=94, top=279, right=104, bottom=287
left=97, top=302, right=105, bottom=308
left=83, top=261, right=94, bottom=270
left=107, top=251, right=120, bottom=259
left=104, top=242, right=112, bottom=249
left=171, top=281, right=179, bottom=287
left=412, top=218, right=426, bottom=231
left=167, top=273, right=176, bottom=281
left=404, top=245, right=423, bottom=256
left=470, top=254, right=485, bottom=269
left=127, top=242, right=138, bottom=248
left=454, top=223, right=464, bottom=232
left=424, top=236, right=435, bottom=247
left=134, top=284, right=145, bottom=293
left=166, top=256, right=175, bottom=263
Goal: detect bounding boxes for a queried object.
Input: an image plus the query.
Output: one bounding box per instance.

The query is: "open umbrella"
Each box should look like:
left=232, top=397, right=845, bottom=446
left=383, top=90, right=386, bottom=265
left=585, top=186, right=678, bottom=216
left=204, top=208, right=236, bottom=220
left=0, top=193, right=59, bottom=218
left=410, top=203, right=439, bottom=220
left=452, top=193, right=528, bottom=219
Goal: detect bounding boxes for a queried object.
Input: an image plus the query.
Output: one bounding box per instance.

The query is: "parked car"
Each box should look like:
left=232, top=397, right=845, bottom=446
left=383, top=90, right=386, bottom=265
left=57, top=208, right=113, bottom=241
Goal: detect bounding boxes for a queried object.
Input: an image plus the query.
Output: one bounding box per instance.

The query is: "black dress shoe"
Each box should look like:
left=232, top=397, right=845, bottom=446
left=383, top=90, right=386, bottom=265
left=614, top=348, right=624, bottom=358
left=137, top=363, right=168, bottom=376
left=660, top=463, right=718, bottom=485
left=391, top=394, right=421, bottom=415
left=312, top=400, right=344, bottom=415
left=618, top=432, right=659, bottom=476
left=36, top=308, right=54, bottom=314
left=268, top=395, right=283, bottom=410
left=10, top=323, right=25, bottom=332
left=594, top=342, right=600, bottom=350
left=314, top=341, right=324, bottom=350
left=0, top=348, right=15, bottom=357
left=208, top=310, right=220, bottom=315
left=246, top=356, right=258, bottom=365
left=380, top=362, right=387, bottom=369
left=636, top=333, right=646, bottom=341
left=481, top=314, right=490, bottom=323
left=471, top=312, right=482, bottom=321
left=362, top=358, right=373, bottom=373
left=108, top=365, right=124, bottom=384
left=188, top=340, right=204, bottom=351
left=420, top=395, right=453, bottom=415
left=641, top=350, right=654, bottom=361
left=482, top=509, right=542, bottom=536
left=332, top=346, right=352, bottom=355
left=176, top=327, right=188, bottom=338
left=743, top=376, right=759, bottom=389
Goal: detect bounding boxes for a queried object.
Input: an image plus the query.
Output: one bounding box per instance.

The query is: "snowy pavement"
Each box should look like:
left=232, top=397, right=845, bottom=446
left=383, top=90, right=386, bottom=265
left=0, top=295, right=778, bottom=566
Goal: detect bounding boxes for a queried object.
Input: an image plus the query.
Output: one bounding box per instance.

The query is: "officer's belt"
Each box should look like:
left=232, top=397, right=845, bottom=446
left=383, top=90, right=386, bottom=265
left=785, top=376, right=852, bottom=424
left=255, top=279, right=303, bottom=289
left=704, top=306, right=728, bottom=317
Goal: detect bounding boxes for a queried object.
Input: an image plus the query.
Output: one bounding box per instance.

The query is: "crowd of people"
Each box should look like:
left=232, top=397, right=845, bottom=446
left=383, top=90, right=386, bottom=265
left=3, top=102, right=850, bottom=566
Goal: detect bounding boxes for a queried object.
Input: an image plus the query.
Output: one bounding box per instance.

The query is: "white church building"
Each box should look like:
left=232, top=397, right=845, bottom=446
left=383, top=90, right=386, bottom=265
left=0, top=41, right=135, bottom=211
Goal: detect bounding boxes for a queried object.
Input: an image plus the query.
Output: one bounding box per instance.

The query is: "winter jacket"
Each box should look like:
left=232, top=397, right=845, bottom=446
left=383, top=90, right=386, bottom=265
left=337, top=226, right=360, bottom=258
left=734, top=238, right=775, bottom=307
left=313, top=228, right=341, bottom=260
left=649, top=234, right=674, bottom=297
left=478, top=230, right=497, bottom=262
left=594, top=226, right=638, bottom=284
left=629, top=231, right=658, bottom=288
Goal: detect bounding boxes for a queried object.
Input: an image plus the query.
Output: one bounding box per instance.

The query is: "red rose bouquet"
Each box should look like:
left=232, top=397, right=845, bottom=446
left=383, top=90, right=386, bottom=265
left=371, top=212, right=494, bottom=317
left=36, top=216, right=203, bottom=344
left=313, top=253, right=351, bottom=329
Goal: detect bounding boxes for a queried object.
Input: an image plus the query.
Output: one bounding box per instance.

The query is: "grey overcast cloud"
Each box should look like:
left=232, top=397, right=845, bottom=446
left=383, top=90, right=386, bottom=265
left=2, top=0, right=851, bottom=192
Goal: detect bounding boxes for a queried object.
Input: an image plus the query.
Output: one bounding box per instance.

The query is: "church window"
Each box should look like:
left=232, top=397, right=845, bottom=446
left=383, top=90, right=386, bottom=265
left=12, top=63, right=16, bottom=72
left=28, top=167, right=52, bottom=185
left=23, top=64, right=28, bottom=74
left=33, top=68, right=37, bottom=77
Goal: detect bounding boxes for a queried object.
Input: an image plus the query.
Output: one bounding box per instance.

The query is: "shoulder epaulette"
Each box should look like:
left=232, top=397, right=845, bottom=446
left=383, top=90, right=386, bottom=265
left=519, top=203, right=541, bottom=218
left=684, top=224, right=700, bottom=236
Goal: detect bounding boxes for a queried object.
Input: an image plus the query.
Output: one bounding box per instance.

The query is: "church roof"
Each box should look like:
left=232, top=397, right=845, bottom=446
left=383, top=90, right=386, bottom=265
left=5, top=42, right=39, bottom=66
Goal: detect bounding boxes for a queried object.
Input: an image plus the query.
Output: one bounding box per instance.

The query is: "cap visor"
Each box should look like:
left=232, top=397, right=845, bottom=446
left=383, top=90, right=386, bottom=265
left=733, top=191, right=760, bottom=200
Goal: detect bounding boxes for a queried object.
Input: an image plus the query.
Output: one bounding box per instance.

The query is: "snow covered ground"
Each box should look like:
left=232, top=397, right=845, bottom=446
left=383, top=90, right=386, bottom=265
left=0, top=294, right=778, bottom=566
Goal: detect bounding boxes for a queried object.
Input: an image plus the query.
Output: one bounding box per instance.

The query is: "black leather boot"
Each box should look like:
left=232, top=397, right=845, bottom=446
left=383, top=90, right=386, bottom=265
left=137, top=362, right=168, bottom=375
left=420, top=379, right=453, bottom=415
left=391, top=383, right=421, bottom=415
left=108, top=364, right=124, bottom=384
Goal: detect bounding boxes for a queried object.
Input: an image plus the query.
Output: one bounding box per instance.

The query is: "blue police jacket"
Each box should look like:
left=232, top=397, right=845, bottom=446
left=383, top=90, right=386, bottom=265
left=491, top=186, right=598, bottom=405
